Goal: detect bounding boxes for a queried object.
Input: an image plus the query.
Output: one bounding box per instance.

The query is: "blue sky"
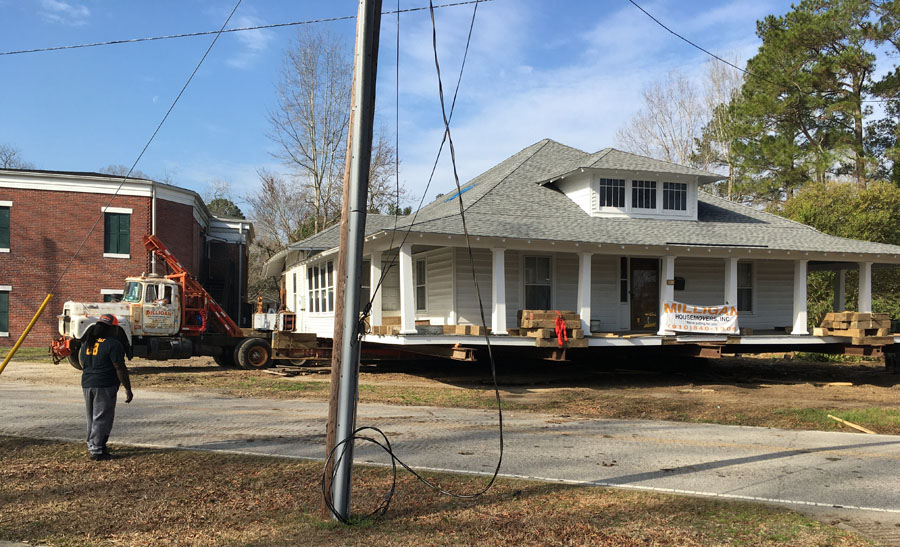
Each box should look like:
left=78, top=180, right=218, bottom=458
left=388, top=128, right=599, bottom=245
left=0, top=0, right=799, bottom=212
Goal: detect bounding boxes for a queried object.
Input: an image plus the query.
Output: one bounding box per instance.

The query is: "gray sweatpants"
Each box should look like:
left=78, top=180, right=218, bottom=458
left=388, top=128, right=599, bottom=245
left=83, top=386, right=118, bottom=455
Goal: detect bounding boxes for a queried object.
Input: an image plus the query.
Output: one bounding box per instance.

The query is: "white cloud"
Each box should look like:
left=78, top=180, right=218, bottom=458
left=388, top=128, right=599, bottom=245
left=390, top=0, right=774, bottom=204
left=38, top=0, right=90, bottom=26
left=225, top=15, right=274, bottom=70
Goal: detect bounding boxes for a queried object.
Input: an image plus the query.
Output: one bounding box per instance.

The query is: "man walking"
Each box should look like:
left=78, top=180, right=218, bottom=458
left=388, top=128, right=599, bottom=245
left=80, top=313, right=133, bottom=461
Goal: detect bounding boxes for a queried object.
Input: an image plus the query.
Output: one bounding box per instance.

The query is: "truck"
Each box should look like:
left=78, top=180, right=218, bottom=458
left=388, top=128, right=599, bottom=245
left=50, top=235, right=318, bottom=370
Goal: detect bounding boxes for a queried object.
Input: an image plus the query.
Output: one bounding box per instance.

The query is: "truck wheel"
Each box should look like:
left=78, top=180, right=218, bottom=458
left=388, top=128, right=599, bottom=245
left=213, top=348, right=237, bottom=368
left=885, top=352, right=900, bottom=374
left=66, top=340, right=83, bottom=370
left=236, top=338, right=273, bottom=369
left=67, top=352, right=83, bottom=371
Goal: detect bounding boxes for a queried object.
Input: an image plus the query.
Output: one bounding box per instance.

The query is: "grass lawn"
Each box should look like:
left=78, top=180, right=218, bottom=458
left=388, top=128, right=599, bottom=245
left=0, top=436, right=869, bottom=546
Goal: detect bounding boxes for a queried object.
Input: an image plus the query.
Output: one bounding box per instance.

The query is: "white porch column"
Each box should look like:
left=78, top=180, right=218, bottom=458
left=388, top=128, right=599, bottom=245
left=791, top=259, right=809, bottom=335
left=577, top=252, right=592, bottom=334
left=398, top=243, right=417, bottom=334
left=833, top=269, right=846, bottom=312
left=657, top=256, right=675, bottom=336
left=491, top=248, right=508, bottom=335
left=724, top=257, right=738, bottom=308
left=858, top=262, right=873, bottom=313
left=369, top=251, right=383, bottom=328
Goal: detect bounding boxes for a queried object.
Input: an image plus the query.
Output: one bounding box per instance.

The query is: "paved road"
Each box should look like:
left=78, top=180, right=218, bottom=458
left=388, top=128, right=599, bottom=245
left=3, top=382, right=900, bottom=525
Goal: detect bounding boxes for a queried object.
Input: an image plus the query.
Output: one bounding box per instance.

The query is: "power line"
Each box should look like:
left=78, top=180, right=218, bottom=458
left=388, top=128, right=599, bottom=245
left=0, top=0, right=493, bottom=57
left=626, top=0, right=894, bottom=104
left=49, top=1, right=243, bottom=292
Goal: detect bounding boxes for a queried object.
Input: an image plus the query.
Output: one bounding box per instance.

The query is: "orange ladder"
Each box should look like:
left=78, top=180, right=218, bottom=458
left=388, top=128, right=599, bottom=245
left=143, top=235, right=243, bottom=338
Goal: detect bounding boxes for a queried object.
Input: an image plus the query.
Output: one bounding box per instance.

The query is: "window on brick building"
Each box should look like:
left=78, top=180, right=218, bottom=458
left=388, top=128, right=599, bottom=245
left=0, top=286, right=9, bottom=336
left=0, top=202, right=10, bottom=251
left=104, top=211, right=130, bottom=256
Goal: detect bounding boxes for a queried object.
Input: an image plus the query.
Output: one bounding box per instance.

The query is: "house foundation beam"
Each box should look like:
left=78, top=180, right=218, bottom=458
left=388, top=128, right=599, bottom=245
left=833, top=269, right=846, bottom=312
left=491, top=248, right=508, bottom=335
left=399, top=243, right=416, bottom=334
left=657, top=256, right=675, bottom=336
left=858, top=262, right=873, bottom=313
left=792, top=259, right=809, bottom=335
left=577, top=252, right=592, bottom=335
left=369, top=251, right=383, bottom=327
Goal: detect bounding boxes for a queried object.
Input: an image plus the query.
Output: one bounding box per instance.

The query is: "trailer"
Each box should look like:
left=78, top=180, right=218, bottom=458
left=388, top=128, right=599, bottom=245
left=50, top=235, right=319, bottom=369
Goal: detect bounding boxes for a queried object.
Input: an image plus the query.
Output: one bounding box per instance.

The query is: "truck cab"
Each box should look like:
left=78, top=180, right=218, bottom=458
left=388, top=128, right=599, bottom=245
left=122, top=275, right=181, bottom=337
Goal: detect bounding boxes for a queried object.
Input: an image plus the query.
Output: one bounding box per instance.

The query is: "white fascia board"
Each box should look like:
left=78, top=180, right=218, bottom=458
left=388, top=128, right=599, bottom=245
left=0, top=200, right=12, bottom=206
left=101, top=288, right=124, bottom=294
left=0, top=172, right=153, bottom=197
left=0, top=285, right=11, bottom=291
left=102, top=206, right=133, bottom=214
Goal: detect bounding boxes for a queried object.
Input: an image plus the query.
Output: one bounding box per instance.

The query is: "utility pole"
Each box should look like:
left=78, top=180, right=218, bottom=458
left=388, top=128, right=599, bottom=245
left=323, top=0, right=382, bottom=522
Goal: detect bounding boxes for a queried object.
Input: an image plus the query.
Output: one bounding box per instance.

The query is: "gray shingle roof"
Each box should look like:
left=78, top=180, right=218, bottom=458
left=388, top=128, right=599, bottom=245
left=566, top=148, right=724, bottom=183
left=280, top=139, right=900, bottom=263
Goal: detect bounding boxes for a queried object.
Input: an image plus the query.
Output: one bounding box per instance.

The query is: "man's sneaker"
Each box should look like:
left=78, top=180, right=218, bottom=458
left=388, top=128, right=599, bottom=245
left=90, top=452, right=112, bottom=461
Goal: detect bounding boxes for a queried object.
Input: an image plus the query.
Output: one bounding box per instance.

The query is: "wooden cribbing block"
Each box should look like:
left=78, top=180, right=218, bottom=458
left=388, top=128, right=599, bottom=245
left=852, top=336, right=895, bottom=345
left=455, top=325, right=489, bottom=335
left=523, top=328, right=584, bottom=339
left=849, top=320, right=889, bottom=329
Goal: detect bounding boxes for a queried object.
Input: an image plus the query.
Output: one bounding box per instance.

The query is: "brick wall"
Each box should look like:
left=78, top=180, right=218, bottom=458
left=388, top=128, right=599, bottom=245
left=0, top=188, right=151, bottom=347
left=155, top=198, right=201, bottom=277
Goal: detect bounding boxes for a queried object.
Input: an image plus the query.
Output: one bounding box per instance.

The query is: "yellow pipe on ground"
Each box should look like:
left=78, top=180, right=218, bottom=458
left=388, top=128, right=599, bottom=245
left=0, top=293, right=53, bottom=376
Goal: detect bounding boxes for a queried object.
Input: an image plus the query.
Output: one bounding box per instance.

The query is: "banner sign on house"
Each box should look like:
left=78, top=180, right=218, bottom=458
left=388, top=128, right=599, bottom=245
left=662, top=301, right=739, bottom=334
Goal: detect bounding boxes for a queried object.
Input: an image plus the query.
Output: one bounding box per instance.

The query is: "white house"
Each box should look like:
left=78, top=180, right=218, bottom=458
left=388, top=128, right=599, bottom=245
left=264, top=139, right=900, bottom=352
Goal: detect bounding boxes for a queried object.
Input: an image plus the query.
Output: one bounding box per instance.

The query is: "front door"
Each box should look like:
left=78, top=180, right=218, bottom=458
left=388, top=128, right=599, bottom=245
left=630, top=258, right=659, bottom=331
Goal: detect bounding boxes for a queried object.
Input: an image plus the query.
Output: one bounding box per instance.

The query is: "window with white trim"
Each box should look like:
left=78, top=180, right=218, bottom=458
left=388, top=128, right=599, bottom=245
left=597, top=178, right=625, bottom=207
left=737, top=262, right=753, bottom=312
left=524, top=256, right=552, bottom=309
left=0, top=285, right=9, bottom=336
left=307, top=261, right=334, bottom=313
left=103, top=207, right=132, bottom=257
left=632, top=180, right=657, bottom=209
left=415, top=259, right=426, bottom=311
left=0, top=201, right=11, bottom=251
left=662, top=182, right=687, bottom=211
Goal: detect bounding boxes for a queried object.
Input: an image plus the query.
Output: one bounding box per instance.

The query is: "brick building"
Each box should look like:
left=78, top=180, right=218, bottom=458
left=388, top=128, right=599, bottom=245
left=0, top=169, right=253, bottom=347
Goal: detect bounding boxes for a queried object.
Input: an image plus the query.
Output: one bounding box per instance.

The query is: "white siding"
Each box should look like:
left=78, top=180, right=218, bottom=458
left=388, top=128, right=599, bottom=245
left=554, top=253, right=578, bottom=312
left=505, top=250, right=522, bottom=327
left=417, top=248, right=453, bottom=324
left=304, top=315, right=334, bottom=338
left=739, top=260, right=794, bottom=330
left=590, top=254, right=619, bottom=331
left=454, top=247, right=492, bottom=325
left=557, top=175, right=592, bottom=215
left=674, top=258, right=725, bottom=305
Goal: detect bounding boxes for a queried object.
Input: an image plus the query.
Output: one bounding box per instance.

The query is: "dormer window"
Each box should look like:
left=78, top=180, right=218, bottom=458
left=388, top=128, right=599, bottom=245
left=663, top=182, right=687, bottom=211
left=598, top=178, right=625, bottom=207
left=632, top=180, right=656, bottom=209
